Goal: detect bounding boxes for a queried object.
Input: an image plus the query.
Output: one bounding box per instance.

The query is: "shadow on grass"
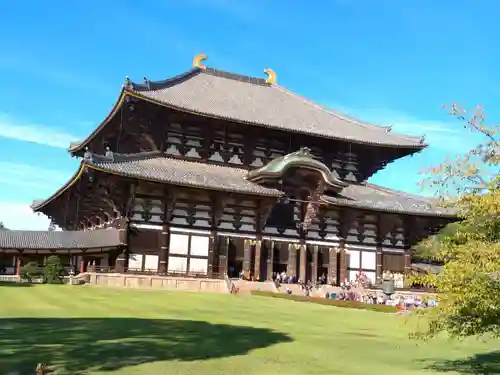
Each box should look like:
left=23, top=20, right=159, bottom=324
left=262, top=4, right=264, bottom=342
left=423, top=351, right=500, bottom=374
left=0, top=317, right=292, bottom=375
left=0, top=281, right=32, bottom=287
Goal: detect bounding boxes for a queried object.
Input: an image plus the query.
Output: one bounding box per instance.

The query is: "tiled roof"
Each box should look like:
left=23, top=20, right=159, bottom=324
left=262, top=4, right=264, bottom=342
left=0, top=229, right=122, bottom=250
left=127, top=68, right=425, bottom=148
left=88, top=152, right=282, bottom=197
left=323, top=183, right=457, bottom=217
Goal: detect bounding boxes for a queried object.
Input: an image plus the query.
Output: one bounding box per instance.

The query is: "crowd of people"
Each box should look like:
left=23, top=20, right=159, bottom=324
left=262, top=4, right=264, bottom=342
left=272, top=270, right=439, bottom=310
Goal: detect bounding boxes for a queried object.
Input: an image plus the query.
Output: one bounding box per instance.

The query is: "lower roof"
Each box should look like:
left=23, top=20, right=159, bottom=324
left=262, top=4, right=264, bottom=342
left=0, top=229, right=123, bottom=251
left=32, top=152, right=456, bottom=218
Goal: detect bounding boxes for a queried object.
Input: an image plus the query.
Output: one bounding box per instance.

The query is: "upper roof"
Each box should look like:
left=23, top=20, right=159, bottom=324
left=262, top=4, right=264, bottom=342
left=0, top=228, right=123, bottom=250
left=69, top=55, right=427, bottom=152
left=32, top=151, right=456, bottom=218
left=128, top=68, right=425, bottom=147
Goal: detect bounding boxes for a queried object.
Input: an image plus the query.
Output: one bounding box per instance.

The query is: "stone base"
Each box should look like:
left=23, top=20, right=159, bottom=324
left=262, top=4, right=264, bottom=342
left=86, top=273, right=228, bottom=293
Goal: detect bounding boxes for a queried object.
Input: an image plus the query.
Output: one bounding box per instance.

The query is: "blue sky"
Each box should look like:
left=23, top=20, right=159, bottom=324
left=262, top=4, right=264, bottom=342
left=0, top=0, right=496, bottom=229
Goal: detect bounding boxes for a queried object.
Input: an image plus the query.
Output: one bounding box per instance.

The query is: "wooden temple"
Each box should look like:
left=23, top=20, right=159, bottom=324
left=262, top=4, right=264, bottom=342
left=0, top=54, right=457, bottom=284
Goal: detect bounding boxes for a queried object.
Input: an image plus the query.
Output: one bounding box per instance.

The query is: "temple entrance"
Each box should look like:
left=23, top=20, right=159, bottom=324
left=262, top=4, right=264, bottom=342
left=318, top=247, right=329, bottom=283
left=306, top=246, right=313, bottom=283
left=273, top=242, right=288, bottom=275
left=227, top=238, right=243, bottom=278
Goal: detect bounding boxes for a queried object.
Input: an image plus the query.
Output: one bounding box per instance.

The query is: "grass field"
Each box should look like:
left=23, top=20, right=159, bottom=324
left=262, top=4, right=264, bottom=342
left=0, top=284, right=498, bottom=375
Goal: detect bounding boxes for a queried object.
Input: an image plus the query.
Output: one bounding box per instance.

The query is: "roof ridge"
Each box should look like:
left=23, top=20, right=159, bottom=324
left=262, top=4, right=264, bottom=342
left=202, top=67, right=269, bottom=86
left=130, top=66, right=269, bottom=92
left=129, top=68, right=202, bottom=91
left=273, top=85, right=423, bottom=143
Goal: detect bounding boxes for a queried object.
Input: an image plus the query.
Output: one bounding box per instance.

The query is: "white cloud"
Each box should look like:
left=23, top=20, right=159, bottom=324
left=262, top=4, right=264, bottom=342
left=0, top=113, right=80, bottom=148
left=0, top=202, right=51, bottom=230
left=0, top=163, right=71, bottom=230
left=0, top=162, right=72, bottom=189
left=0, top=55, right=113, bottom=93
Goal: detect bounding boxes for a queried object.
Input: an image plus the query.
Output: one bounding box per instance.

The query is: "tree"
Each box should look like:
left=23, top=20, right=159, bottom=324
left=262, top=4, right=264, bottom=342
left=0, top=222, right=7, bottom=230
left=20, top=261, right=40, bottom=283
left=412, top=104, right=500, bottom=340
left=43, top=255, right=64, bottom=284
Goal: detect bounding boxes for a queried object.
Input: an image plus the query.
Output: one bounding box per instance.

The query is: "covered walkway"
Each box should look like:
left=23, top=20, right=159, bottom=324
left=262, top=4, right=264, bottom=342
left=0, top=229, right=124, bottom=276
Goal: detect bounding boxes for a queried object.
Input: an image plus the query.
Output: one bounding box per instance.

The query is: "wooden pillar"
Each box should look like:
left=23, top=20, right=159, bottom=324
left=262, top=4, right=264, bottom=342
left=243, top=239, right=252, bottom=279
left=376, top=247, right=383, bottom=283
left=15, top=255, right=21, bottom=276
left=311, top=245, right=319, bottom=283
left=115, top=249, right=129, bottom=273
left=339, top=245, right=347, bottom=284
left=404, top=249, right=412, bottom=275
left=266, top=241, right=275, bottom=281
left=328, top=248, right=337, bottom=284
left=158, top=224, right=169, bottom=275
left=299, top=244, right=307, bottom=282
left=219, top=236, right=229, bottom=276
left=339, top=209, right=354, bottom=284
left=79, top=257, right=86, bottom=274
left=207, top=232, right=218, bottom=278
left=254, top=239, right=262, bottom=281
left=287, top=244, right=297, bottom=276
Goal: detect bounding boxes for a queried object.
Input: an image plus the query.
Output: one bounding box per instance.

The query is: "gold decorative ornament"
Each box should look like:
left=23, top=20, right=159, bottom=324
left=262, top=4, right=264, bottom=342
left=264, top=68, right=277, bottom=84
left=193, top=53, right=208, bottom=69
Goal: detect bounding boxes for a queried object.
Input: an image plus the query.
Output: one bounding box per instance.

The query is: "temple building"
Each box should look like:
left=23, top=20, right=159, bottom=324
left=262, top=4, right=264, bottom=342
left=0, top=54, right=456, bottom=284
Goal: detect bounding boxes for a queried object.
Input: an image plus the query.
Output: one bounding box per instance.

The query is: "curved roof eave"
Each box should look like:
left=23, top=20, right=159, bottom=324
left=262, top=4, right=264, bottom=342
left=31, top=163, right=87, bottom=212
left=68, top=89, right=127, bottom=154
left=319, top=196, right=459, bottom=219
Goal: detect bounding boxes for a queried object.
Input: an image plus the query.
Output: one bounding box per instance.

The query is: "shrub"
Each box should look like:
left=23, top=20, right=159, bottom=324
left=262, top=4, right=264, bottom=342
left=250, top=290, right=399, bottom=313
left=20, top=261, right=40, bottom=282
left=43, top=255, right=64, bottom=284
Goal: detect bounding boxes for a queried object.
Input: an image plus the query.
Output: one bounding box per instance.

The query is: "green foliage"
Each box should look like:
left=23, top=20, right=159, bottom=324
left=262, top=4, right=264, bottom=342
left=414, top=104, right=500, bottom=340
left=412, top=223, right=460, bottom=261
left=407, top=274, right=438, bottom=289
left=250, top=290, right=399, bottom=313
left=43, top=256, right=64, bottom=284
left=20, top=261, right=40, bottom=282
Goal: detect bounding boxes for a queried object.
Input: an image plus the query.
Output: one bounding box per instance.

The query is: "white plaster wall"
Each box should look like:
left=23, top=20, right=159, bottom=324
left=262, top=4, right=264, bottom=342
left=361, top=251, right=376, bottom=270
left=129, top=254, right=143, bottom=270
left=144, top=255, right=159, bottom=271
left=348, top=250, right=360, bottom=269
left=364, top=271, right=376, bottom=284
left=168, top=256, right=187, bottom=272
left=348, top=270, right=358, bottom=282
left=170, top=233, right=189, bottom=255
left=189, top=258, right=208, bottom=273
left=190, top=236, right=209, bottom=256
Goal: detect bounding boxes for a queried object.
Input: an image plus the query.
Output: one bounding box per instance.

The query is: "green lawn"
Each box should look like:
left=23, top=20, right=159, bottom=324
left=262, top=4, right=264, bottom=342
left=0, top=284, right=498, bottom=375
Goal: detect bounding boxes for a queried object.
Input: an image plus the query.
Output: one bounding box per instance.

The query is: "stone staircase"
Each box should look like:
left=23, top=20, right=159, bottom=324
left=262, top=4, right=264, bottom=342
left=278, top=283, right=305, bottom=295
left=231, top=279, right=278, bottom=294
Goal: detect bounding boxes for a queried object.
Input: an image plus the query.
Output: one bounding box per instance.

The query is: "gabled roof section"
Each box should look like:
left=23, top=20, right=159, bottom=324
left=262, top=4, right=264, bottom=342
left=69, top=58, right=427, bottom=153
left=247, top=147, right=347, bottom=193
left=0, top=229, right=123, bottom=250
left=32, top=151, right=282, bottom=212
